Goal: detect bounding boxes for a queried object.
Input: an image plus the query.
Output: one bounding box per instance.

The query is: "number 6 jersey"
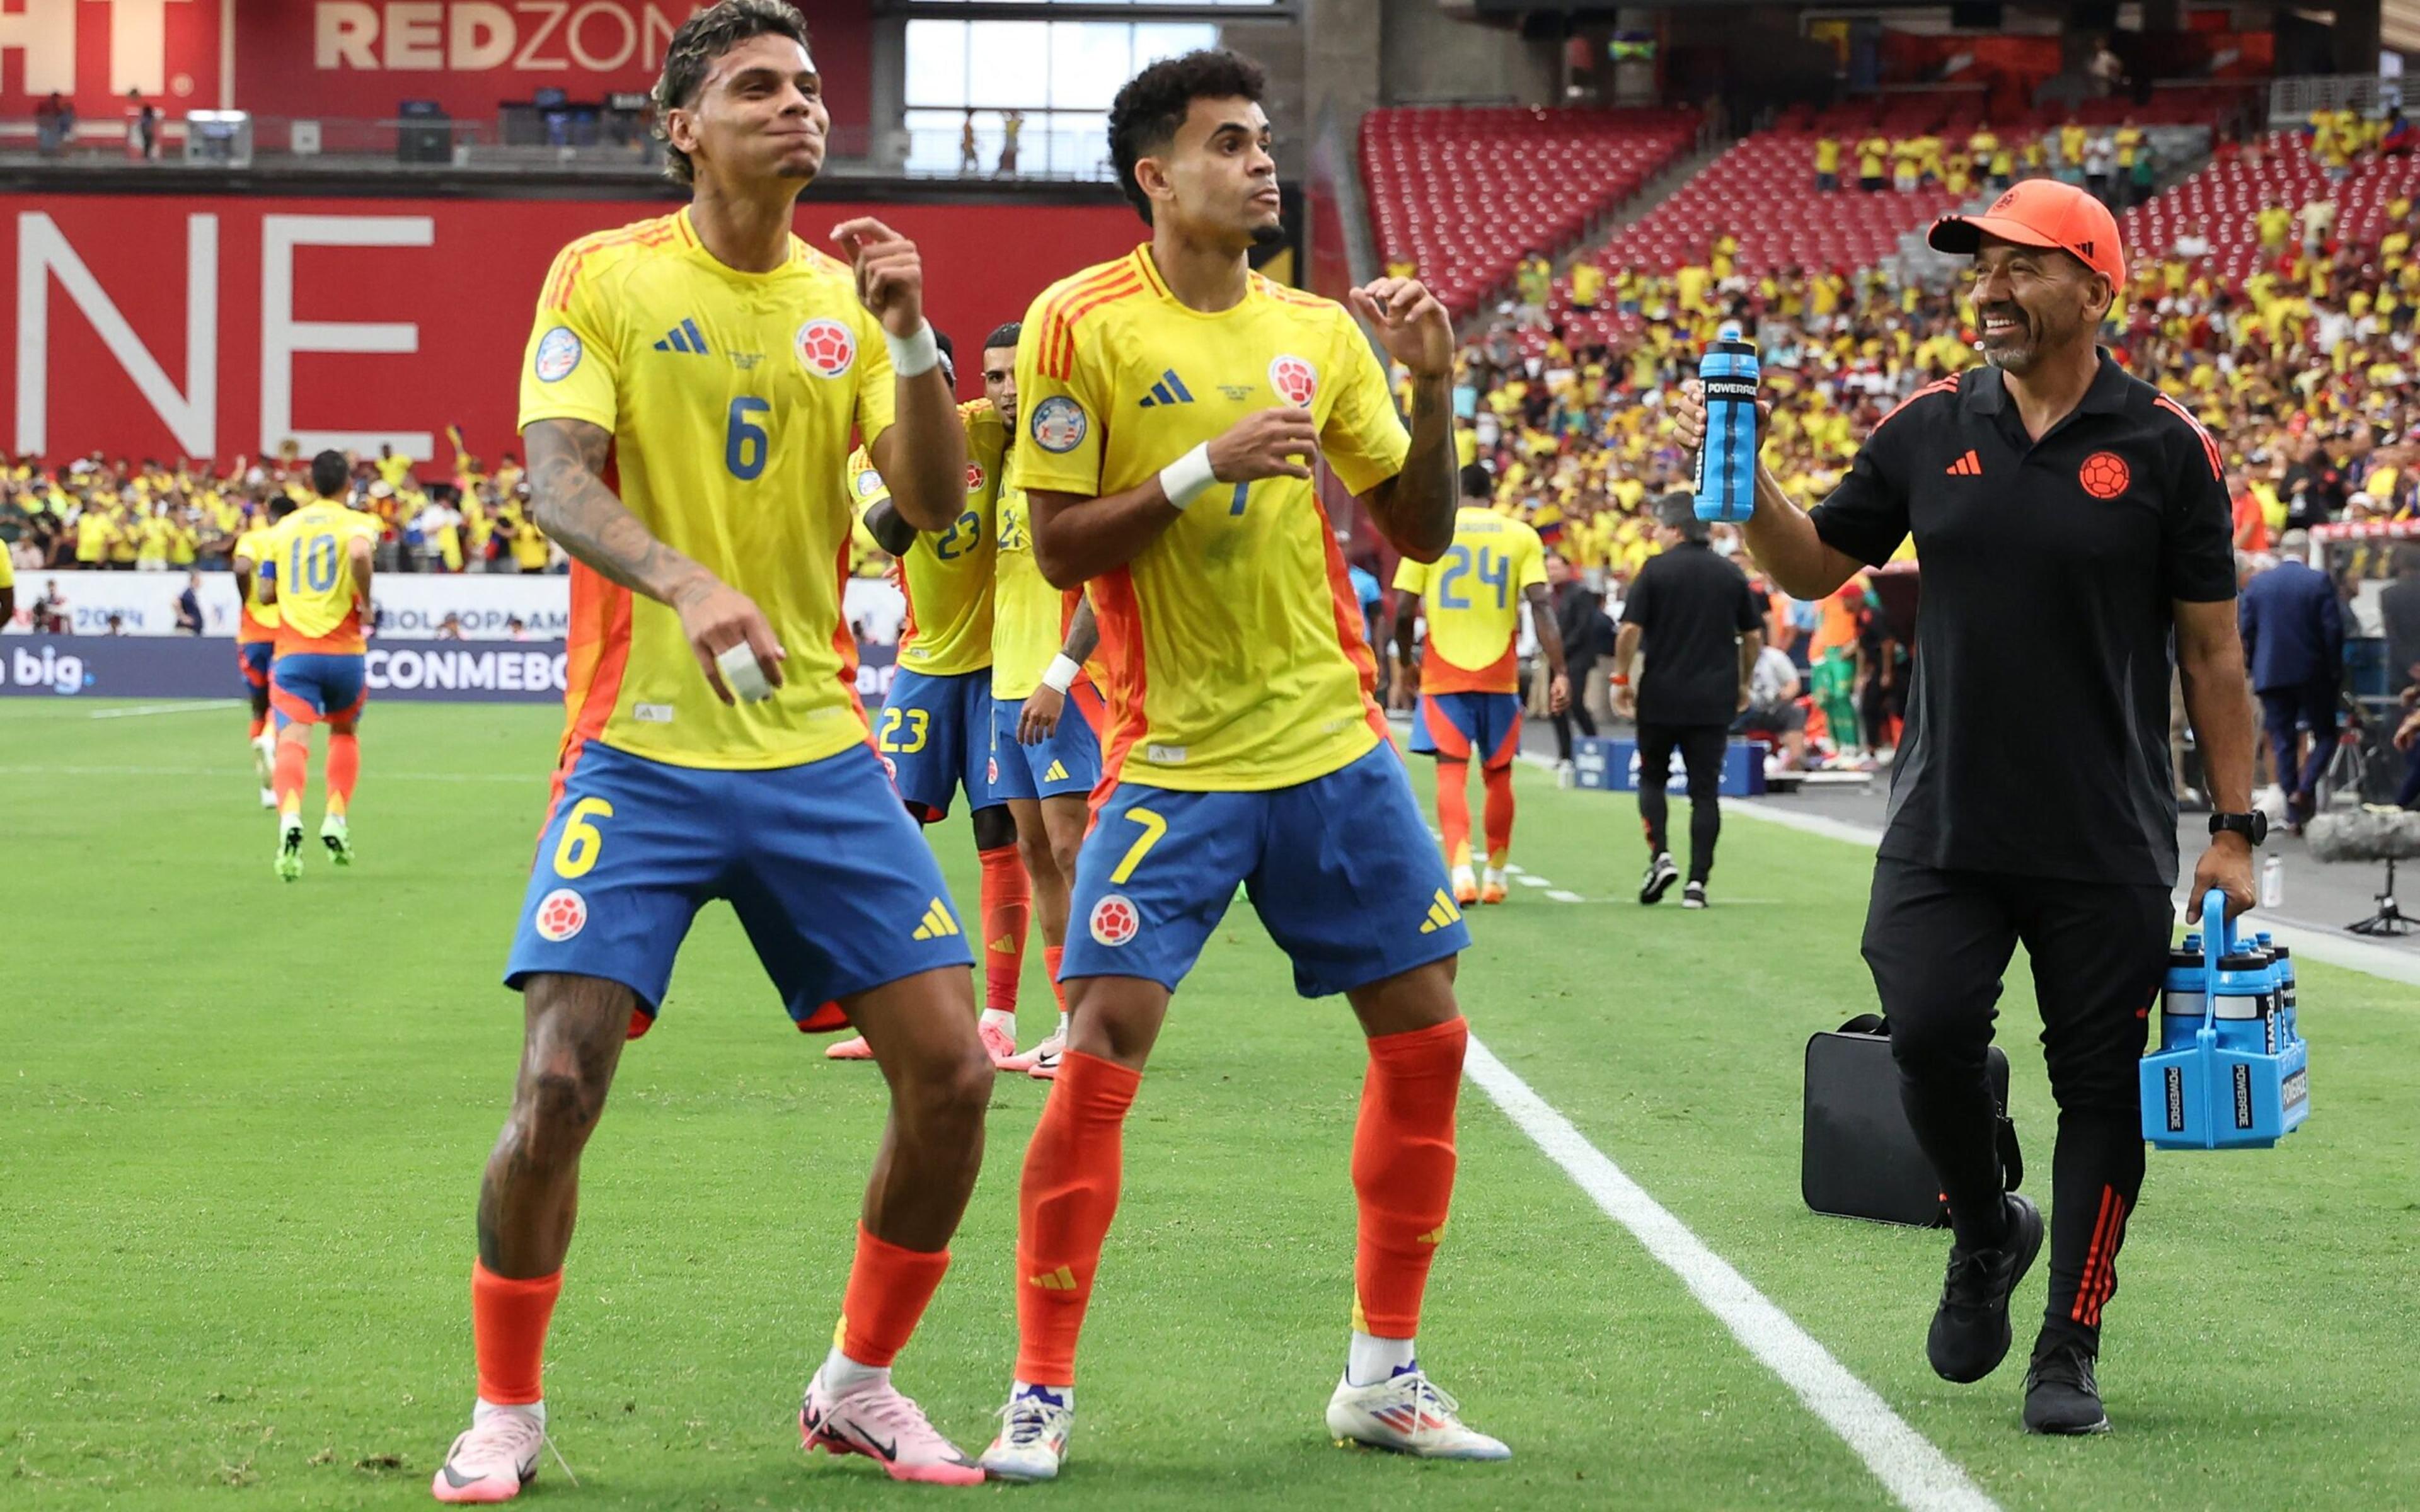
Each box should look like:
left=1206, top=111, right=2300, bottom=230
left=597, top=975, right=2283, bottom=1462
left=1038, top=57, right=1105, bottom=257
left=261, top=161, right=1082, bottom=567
left=517, top=208, right=896, bottom=772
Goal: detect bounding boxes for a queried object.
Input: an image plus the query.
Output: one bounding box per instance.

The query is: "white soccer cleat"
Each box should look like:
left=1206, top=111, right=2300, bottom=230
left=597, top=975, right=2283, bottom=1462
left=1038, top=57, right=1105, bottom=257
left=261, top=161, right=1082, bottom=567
left=259, top=786, right=278, bottom=810
left=1022, top=1028, right=1066, bottom=1081
left=430, top=1407, right=545, bottom=1504
left=979, top=1385, right=1074, bottom=1482
left=800, top=1369, right=983, bottom=1486
left=1325, top=1367, right=1510, bottom=1461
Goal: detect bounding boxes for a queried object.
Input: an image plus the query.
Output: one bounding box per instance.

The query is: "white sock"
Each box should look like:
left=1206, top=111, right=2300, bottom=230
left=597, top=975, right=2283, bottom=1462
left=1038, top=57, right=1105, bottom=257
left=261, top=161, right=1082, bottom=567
left=1346, top=1332, right=1417, bottom=1387
left=1484, top=866, right=1508, bottom=886
left=1054, top=1011, right=1069, bottom=1041
left=820, top=1346, right=889, bottom=1398
left=1010, top=1378, right=1073, bottom=1411
left=473, top=1396, right=544, bottom=1429
left=979, top=1007, right=1017, bottom=1034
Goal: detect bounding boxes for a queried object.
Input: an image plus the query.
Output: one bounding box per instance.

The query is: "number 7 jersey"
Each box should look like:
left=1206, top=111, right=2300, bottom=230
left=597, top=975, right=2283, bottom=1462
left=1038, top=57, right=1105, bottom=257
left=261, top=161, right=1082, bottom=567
left=518, top=208, right=896, bottom=772
left=1392, top=506, right=1547, bottom=693
left=1013, top=246, right=1411, bottom=793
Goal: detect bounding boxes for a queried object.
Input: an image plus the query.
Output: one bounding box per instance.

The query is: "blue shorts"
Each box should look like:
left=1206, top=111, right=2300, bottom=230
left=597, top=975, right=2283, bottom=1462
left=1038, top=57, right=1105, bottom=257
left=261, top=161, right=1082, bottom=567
left=1063, top=742, right=1470, bottom=999
left=879, top=667, right=1000, bottom=822
left=504, top=741, right=974, bottom=1033
left=1407, top=691, right=1523, bottom=769
left=988, top=680, right=1104, bottom=803
left=238, top=641, right=273, bottom=692
left=270, top=652, right=367, bottom=729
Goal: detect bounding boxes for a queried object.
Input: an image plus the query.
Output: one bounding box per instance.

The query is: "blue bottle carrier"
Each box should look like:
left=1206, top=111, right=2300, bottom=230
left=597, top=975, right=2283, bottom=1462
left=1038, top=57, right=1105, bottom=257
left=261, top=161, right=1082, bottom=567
left=2141, top=893, right=2309, bottom=1150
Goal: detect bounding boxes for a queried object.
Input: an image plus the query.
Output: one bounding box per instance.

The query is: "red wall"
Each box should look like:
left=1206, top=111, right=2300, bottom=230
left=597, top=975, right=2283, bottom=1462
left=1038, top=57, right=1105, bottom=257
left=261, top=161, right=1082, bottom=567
left=8, top=193, right=1143, bottom=463
left=0, top=2, right=874, bottom=132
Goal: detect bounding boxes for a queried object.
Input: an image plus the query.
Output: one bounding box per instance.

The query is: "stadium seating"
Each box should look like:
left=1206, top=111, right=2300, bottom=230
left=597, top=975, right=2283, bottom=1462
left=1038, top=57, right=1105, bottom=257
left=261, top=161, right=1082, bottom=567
left=1360, top=106, right=1699, bottom=316
left=2123, top=132, right=2420, bottom=281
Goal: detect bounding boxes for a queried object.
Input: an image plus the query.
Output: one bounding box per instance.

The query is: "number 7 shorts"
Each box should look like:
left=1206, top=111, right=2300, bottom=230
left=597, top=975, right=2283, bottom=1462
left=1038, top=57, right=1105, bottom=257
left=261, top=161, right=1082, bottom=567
left=504, top=740, right=974, bottom=1032
left=1061, top=742, right=1472, bottom=999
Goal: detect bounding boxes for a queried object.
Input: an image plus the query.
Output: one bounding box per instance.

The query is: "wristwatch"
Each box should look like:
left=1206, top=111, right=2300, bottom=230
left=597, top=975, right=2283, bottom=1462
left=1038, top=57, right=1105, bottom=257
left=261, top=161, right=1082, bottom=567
left=2210, top=811, right=2269, bottom=845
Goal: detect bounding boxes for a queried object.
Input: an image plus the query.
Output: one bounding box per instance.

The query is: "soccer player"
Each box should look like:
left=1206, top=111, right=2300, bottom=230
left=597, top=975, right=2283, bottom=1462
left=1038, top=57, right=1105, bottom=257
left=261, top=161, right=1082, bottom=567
left=257, top=451, right=377, bottom=880
left=982, top=319, right=1105, bottom=1079
left=1393, top=461, right=1566, bottom=905
left=430, top=4, right=991, bottom=1500
left=979, top=50, right=1507, bottom=1480
left=824, top=333, right=1039, bottom=1069
left=232, top=496, right=298, bottom=808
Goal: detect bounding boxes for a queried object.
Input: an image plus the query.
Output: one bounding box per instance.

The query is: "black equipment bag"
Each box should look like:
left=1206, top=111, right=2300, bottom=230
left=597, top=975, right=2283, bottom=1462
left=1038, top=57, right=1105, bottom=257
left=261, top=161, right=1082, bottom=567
left=1802, top=1014, right=2022, bottom=1227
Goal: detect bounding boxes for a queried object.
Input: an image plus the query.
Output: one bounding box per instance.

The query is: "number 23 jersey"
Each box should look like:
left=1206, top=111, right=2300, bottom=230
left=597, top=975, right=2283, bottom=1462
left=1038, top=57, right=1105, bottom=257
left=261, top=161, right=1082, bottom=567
left=518, top=208, right=896, bottom=772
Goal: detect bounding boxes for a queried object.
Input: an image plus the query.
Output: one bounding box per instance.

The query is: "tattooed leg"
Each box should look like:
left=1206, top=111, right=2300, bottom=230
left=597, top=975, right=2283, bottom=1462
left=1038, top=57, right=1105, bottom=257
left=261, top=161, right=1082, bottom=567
left=475, top=973, right=635, bottom=1278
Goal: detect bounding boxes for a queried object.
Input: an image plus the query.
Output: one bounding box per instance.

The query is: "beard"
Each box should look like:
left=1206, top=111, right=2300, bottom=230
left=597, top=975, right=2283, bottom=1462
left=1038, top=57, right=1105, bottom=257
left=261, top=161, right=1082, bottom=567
left=1249, top=220, right=1287, bottom=249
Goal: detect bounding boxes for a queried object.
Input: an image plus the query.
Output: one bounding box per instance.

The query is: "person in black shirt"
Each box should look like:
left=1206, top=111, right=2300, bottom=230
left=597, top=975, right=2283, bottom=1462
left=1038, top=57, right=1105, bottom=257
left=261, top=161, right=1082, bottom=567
left=1547, top=553, right=1611, bottom=767
left=1610, top=493, right=1762, bottom=907
left=1677, top=180, right=2257, bottom=1437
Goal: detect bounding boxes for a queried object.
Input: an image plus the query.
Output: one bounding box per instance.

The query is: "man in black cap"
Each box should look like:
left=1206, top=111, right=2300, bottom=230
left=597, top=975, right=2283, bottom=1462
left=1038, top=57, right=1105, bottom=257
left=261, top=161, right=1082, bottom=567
left=1609, top=491, right=1762, bottom=907
left=1676, top=178, right=2257, bottom=1435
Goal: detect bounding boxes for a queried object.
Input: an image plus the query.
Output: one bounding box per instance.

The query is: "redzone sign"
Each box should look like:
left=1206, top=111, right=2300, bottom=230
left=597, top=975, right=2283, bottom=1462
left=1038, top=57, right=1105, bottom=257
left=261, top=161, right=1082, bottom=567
left=309, top=3, right=693, bottom=78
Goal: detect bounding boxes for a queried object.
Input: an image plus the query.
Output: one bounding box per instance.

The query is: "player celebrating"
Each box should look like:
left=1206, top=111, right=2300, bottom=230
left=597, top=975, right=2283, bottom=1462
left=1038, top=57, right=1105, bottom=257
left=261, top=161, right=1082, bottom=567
left=979, top=50, right=1506, bottom=1481
left=1392, top=462, right=1567, bottom=905
left=258, top=451, right=377, bottom=879
left=982, top=319, right=1106, bottom=1079
left=232, top=496, right=298, bottom=808
left=824, top=333, right=1038, bottom=1069
left=431, top=4, right=991, bottom=1500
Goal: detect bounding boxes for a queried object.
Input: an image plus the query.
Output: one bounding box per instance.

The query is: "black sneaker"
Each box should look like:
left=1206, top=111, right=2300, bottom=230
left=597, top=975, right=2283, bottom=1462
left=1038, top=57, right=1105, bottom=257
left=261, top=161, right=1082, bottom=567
left=2023, top=1339, right=2110, bottom=1435
left=1926, top=1192, right=2043, bottom=1384
left=1681, top=881, right=1708, bottom=909
left=1639, top=852, right=1680, bottom=905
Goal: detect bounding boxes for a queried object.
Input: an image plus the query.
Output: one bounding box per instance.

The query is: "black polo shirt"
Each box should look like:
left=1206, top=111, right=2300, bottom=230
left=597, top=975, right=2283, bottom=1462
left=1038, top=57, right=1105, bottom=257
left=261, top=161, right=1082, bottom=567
left=1620, top=540, right=1761, bottom=726
left=1809, top=352, right=2235, bottom=886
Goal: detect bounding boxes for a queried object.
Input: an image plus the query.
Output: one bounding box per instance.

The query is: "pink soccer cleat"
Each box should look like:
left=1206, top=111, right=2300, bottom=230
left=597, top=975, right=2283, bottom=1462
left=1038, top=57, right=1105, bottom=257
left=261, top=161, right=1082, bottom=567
left=801, top=1370, right=984, bottom=1486
left=430, top=1409, right=545, bottom=1503
left=979, top=1018, right=1027, bottom=1070
left=825, top=1034, right=874, bottom=1061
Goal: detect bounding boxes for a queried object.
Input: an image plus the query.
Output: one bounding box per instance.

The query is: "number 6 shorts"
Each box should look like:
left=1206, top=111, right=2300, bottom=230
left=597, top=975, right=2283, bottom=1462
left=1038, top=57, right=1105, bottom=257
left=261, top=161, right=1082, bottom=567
left=504, top=740, right=974, bottom=1033
left=1061, top=742, right=1472, bottom=999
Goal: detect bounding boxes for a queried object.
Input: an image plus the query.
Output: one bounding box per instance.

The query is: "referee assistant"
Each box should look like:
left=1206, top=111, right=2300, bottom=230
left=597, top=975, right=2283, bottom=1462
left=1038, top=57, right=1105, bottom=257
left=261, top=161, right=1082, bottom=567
left=1676, top=180, right=2258, bottom=1436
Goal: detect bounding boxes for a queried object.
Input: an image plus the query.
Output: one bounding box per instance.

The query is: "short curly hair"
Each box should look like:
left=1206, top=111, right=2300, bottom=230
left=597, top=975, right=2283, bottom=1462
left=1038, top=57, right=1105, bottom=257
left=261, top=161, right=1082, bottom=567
left=652, top=0, right=812, bottom=188
left=1107, top=49, right=1267, bottom=226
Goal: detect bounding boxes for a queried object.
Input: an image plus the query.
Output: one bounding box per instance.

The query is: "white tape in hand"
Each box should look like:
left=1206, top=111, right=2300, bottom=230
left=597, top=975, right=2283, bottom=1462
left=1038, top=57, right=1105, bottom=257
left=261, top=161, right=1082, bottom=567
left=716, top=641, right=773, bottom=703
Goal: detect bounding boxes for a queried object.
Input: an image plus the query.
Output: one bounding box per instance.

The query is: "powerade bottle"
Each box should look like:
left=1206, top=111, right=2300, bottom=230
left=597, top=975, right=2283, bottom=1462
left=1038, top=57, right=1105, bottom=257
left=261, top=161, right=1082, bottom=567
left=1694, top=326, right=1760, bottom=523
left=2210, top=942, right=2276, bottom=1055
left=2261, top=935, right=2295, bottom=1055
left=2159, top=939, right=2206, bottom=1053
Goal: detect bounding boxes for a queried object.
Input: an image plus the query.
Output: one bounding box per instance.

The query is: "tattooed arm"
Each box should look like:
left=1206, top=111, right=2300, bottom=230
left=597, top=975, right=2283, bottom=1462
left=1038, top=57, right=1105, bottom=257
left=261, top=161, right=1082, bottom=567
left=1347, top=278, right=1458, bottom=564
left=524, top=416, right=784, bottom=704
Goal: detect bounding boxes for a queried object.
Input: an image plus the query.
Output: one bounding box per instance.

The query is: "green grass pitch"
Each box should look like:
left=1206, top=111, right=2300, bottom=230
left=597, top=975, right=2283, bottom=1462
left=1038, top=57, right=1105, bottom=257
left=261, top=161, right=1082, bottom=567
left=6, top=699, right=2416, bottom=1509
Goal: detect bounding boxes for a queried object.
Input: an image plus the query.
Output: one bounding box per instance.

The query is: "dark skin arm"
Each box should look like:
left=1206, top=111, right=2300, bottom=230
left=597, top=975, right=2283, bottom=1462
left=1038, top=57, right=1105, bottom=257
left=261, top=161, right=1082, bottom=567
left=2175, top=597, right=2259, bottom=916
left=0, top=585, right=13, bottom=624
left=1392, top=592, right=1422, bottom=711
left=863, top=496, right=917, bottom=557
left=1738, top=629, right=1763, bottom=713
left=524, top=416, right=783, bottom=705
left=1352, top=279, right=1458, bottom=564
left=1522, top=580, right=1572, bottom=713
left=1016, top=595, right=1102, bottom=744
left=1028, top=409, right=1320, bottom=588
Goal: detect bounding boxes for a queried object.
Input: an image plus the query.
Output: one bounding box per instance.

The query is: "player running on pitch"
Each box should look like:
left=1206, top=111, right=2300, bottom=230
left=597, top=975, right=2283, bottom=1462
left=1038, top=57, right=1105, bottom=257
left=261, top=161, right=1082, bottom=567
left=432, top=3, right=991, bottom=1499
left=823, top=333, right=1040, bottom=1070
left=258, top=450, right=377, bottom=879
left=981, top=319, right=1106, bottom=1080
left=1393, top=461, right=1567, bottom=905
left=979, top=50, right=1507, bottom=1480
left=233, top=495, right=299, bottom=808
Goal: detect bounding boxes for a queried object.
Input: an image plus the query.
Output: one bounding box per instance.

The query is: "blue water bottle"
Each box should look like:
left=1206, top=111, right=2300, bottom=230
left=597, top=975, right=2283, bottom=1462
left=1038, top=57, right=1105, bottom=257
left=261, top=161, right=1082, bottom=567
left=2157, top=939, right=2206, bottom=1053
left=1694, top=327, right=1760, bottom=523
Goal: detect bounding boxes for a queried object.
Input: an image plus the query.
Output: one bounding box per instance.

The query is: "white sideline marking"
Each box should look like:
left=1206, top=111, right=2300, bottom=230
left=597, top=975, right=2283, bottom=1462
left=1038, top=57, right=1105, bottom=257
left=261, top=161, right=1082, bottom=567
left=1515, top=874, right=1552, bottom=888
left=1463, top=1034, right=2000, bottom=1512
left=85, top=700, right=244, bottom=719
left=1545, top=888, right=1585, bottom=902
left=0, top=763, right=533, bottom=786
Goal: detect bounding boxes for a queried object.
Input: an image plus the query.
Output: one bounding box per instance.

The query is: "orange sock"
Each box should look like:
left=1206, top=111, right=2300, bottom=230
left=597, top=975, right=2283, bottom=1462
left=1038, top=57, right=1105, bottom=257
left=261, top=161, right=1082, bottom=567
left=1434, top=759, right=1472, bottom=871
left=1481, top=762, right=1515, bottom=869
left=1015, top=1050, right=1141, bottom=1383
left=1351, top=1017, right=1466, bottom=1339
left=471, top=1261, right=562, bottom=1406
left=325, top=732, right=359, bottom=818
left=979, top=844, right=1030, bottom=1013
left=1043, top=944, right=1066, bottom=1012
left=274, top=736, right=308, bottom=817
left=835, top=1222, right=950, bottom=1368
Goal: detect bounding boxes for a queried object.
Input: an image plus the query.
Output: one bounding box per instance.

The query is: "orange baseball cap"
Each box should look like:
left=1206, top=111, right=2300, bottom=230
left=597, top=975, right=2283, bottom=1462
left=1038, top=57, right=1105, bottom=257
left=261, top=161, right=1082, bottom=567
left=1927, top=179, right=2125, bottom=287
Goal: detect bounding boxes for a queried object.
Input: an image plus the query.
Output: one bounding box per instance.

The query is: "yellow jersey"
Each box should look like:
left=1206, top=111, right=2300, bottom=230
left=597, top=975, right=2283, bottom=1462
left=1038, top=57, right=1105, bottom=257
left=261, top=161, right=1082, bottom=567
left=74, top=511, right=113, bottom=563
left=848, top=398, right=1006, bottom=678
left=0, top=548, right=11, bottom=592
left=1393, top=506, right=1546, bottom=695
left=991, top=454, right=1099, bottom=702
left=264, top=500, right=379, bottom=654
left=233, top=525, right=282, bottom=641
left=518, top=208, right=896, bottom=772
left=1014, top=246, right=1407, bottom=791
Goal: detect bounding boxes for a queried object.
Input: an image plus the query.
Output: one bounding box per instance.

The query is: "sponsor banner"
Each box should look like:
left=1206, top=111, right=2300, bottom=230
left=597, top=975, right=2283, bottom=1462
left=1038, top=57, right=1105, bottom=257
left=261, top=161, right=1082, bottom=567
left=0, top=633, right=896, bottom=701
left=6, top=569, right=905, bottom=644
left=1570, top=736, right=1769, bottom=797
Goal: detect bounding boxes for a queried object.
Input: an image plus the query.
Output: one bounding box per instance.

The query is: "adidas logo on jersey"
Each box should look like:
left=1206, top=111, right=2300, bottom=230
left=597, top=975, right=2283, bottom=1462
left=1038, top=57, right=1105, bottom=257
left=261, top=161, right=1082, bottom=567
left=911, top=898, right=960, bottom=941
left=1419, top=888, right=1463, bottom=934
left=1138, top=369, right=1195, bottom=408
left=1042, top=760, right=1069, bottom=782
left=1945, top=449, right=1983, bottom=476
left=1028, top=1265, right=1078, bottom=1291
left=653, top=318, right=710, bottom=355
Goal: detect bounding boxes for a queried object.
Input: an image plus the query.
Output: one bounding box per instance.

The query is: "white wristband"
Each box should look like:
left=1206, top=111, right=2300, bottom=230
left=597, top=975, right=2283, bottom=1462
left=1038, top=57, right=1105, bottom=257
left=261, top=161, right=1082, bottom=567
left=1041, top=653, right=1082, bottom=694
left=715, top=641, right=773, bottom=703
left=1157, top=443, right=1218, bottom=511
left=884, top=321, right=941, bottom=379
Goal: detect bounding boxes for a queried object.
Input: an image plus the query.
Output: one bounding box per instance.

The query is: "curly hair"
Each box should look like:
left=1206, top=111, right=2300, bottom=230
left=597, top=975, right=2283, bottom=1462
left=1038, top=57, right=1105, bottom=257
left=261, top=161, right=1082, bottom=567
left=651, top=0, right=812, bottom=188
left=1107, top=49, right=1267, bottom=226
